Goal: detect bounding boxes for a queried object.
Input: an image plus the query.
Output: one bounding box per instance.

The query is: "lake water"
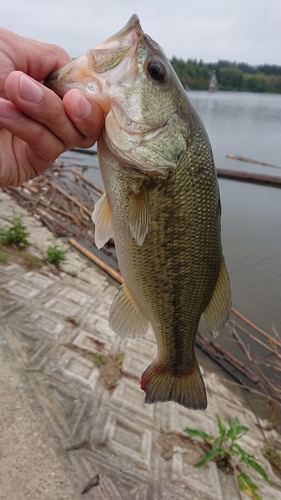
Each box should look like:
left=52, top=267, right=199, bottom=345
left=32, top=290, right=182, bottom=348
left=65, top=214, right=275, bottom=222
left=188, top=90, right=281, bottom=177
left=62, top=90, right=281, bottom=341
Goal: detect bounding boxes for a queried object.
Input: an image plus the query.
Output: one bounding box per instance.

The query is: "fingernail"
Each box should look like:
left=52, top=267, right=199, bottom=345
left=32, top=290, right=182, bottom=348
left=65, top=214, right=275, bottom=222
left=74, top=92, right=92, bottom=119
left=20, top=75, right=43, bottom=103
left=0, top=98, right=21, bottom=119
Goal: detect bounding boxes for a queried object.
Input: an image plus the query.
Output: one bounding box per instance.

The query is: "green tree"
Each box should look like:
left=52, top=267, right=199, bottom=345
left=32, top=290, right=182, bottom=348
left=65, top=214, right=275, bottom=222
left=217, top=68, right=243, bottom=90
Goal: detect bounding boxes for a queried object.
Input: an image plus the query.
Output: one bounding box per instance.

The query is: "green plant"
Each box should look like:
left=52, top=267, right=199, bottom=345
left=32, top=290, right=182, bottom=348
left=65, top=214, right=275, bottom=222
left=262, top=446, right=281, bottom=479
left=25, top=252, right=44, bottom=268
left=0, top=214, right=30, bottom=249
left=45, top=243, right=67, bottom=267
left=0, top=249, right=8, bottom=262
left=184, top=415, right=270, bottom=500
left=93, top=353, right=106, bottom=367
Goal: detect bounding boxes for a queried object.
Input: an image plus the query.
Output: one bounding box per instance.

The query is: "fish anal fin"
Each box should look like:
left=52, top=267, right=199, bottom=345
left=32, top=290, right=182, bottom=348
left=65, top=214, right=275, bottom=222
left=129, top=184, right=151, bottom=246
left=109, top=284, right=150, bottom=338
left=203, top=255, right=232, bottom=338
left=92, top=193, right=114, bottom=249
left=141, top=357, right=207, bottom=410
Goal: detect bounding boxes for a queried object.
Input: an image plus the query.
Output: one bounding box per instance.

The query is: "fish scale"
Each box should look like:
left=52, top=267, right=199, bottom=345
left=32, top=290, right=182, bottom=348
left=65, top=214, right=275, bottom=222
left=45, top=14, right=231, bottom=409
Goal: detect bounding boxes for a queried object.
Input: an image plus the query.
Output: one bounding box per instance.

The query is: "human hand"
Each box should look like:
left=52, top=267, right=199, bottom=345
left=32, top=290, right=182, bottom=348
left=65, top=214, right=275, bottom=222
left=0, top=28, right=104, bottom=187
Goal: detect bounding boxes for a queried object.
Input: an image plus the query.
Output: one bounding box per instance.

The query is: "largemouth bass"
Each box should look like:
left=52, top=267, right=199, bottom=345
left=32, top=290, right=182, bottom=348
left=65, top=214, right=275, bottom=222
left=46, top=15, right=231, bottom=409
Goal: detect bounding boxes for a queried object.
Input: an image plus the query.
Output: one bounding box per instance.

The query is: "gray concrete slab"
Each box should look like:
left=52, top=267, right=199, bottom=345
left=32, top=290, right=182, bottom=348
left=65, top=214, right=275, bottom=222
left=1, top=189, right=281, bottom=499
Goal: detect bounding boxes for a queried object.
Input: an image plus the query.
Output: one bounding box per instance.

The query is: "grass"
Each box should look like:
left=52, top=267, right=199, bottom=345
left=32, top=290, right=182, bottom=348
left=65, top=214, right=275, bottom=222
left=262, top=446, right=281, bottom=479
left=0, top=214, right=30, bottom=249
left=24, top=252, right=44, bottom=268
left=185, top=414, right=270, bottom=500
left=45, top=243, right=67, bottom=267
left=93, top=353, right=106, bottom=367
left=0, top=249, right=8, bottom=262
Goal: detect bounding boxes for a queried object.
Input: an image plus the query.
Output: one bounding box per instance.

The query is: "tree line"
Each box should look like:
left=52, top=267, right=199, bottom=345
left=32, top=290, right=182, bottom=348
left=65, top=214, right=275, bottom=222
left=170, top=57, right=281, bottom=94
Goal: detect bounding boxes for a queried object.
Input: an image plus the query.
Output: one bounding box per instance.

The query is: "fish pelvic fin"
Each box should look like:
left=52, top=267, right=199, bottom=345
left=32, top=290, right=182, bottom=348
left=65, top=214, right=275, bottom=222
left=203, top=255, right=232, bottom=338
left=109, top=284, right=150, bottom=338
left=129, top=183, right=151, bottom=246
left=141, top=358, right=207, bottom=410
left=92, top=193, right=114, bottom=249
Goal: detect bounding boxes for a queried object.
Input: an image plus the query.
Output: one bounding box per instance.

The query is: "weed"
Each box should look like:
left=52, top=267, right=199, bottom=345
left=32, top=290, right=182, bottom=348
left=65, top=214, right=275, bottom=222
left=0, top=214, right=30, bottom=249
left=262, top=446, right=281, bottom=479
left=25, top=252, right=44, bottom=268
left=0, top=249, right=8, bottom=262
left=111, top=353, right=125, bottom=369
left=184, top=414, right=270, bottom=499
left=45, top=243, right=67, bottom=267
left=93, top=353, right=106, bottom=367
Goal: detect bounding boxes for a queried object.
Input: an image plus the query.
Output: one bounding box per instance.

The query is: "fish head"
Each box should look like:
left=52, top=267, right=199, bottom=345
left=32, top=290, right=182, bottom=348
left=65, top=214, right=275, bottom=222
left=46, top=14, right=188, bottom=175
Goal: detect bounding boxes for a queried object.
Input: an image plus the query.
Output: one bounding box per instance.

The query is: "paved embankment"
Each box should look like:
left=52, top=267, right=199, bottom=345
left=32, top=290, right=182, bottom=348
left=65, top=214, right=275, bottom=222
left=0, top=189, right=281, bottom=499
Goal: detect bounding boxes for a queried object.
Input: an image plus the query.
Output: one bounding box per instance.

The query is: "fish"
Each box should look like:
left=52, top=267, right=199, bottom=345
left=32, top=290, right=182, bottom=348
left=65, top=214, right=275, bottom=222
left=45, top=14, right=231, bottom=410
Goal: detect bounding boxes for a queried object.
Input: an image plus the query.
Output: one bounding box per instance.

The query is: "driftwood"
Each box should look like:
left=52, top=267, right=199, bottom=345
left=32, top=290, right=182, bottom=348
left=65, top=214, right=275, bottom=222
left=3, top=159, right=117, bottom=264
left=208, top=339, right=259, bottom=383
left=71, top=169, right=104, bottom=195
left=232, top=308, right=281, bottom=350
left=226, top=153, right=281, bottom=169
left=216, top=169, right=281, bottom=188
left=69, top=238, right=123, bottom=284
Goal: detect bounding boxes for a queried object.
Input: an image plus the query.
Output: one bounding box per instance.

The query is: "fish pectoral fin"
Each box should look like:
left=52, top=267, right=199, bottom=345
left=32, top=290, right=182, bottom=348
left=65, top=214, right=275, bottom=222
left=129, top=184, right=151, bottom=246
left=203, top=255, right=232, bottom=338
left=141, top=358, right=207, bottom=410
left=92, top=193, right=114, bottom=249
left=109, top=284, right=150, bottom=338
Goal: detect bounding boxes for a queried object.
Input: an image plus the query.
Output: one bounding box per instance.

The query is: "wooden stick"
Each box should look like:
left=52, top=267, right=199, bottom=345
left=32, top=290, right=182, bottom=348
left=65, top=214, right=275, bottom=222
left=36, top=199, right=82, bottom=226
left=209, top=339, right=259, bottom=383
left=230, top=319, right=281, bottom=361
left=71, top=169, right=104, bottom=195
left=195, top=333, right=246, bottom=386
left=226, top=154, right=281, bottom=169
left=216, top=169, right=281, bottom=187
left=68, top=238, right=123, bottom=284
left=48, top=181, right=92, bottom=216
left=228, top=324, right=254, bottom=362
left=21, top=182, right=39, bottom=194
left=232, top=308, right=281, bottom=350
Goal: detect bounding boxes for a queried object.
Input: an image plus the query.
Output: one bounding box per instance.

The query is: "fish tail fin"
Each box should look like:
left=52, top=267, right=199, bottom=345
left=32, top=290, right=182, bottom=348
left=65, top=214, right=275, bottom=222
left=140, top=358, right=207, bottom=410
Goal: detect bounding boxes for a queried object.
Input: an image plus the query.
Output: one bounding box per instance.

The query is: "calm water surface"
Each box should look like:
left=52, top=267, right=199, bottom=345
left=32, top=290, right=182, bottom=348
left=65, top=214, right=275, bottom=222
left=188, top=90, right=281, bottom=176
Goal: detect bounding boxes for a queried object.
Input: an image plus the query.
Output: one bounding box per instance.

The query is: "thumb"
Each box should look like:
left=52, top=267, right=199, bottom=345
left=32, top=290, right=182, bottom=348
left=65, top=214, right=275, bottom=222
left=63, top=89, right=104, bottom=148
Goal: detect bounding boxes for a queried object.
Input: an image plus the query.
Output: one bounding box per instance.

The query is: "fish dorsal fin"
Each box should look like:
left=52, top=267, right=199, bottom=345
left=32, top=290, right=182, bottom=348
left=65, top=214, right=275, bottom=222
left=109, top=284, right=150, bottom=338
left=203, top=256, right=232, bottom=338
left=92, top=193, right=114, bottom=249
left=129, top=184, right=151, bottom=246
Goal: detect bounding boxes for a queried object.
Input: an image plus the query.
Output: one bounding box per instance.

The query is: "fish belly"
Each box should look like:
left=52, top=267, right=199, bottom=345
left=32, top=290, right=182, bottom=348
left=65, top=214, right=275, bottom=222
left=99, top=139, right=222, bottom=409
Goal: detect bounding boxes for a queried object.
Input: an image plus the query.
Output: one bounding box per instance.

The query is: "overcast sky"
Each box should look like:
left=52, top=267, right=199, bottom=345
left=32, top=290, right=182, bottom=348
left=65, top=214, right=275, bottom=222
left=1, top=0, right=281, bottom=66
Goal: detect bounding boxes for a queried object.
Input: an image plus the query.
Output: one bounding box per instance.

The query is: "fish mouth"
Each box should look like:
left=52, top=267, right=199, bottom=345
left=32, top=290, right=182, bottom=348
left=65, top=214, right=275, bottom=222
left=45, top=14, right=143, bottom=111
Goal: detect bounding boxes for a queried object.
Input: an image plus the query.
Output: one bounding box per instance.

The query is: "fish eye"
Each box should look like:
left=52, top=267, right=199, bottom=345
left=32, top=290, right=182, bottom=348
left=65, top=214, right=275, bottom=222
left=148, top=61, right=166, bottom=81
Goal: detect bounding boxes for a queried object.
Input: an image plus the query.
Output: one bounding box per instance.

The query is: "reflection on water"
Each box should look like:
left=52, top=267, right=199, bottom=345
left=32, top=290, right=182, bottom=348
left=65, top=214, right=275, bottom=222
left=188, top=90, right=281, bottom=176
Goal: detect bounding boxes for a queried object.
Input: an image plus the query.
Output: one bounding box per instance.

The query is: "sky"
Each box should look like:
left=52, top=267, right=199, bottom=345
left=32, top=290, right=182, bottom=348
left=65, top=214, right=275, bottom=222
left=1, top=0, right=281, bottom=66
